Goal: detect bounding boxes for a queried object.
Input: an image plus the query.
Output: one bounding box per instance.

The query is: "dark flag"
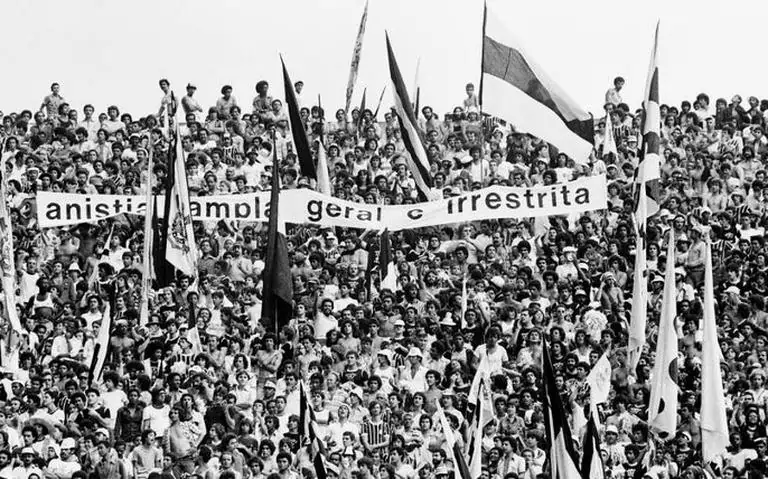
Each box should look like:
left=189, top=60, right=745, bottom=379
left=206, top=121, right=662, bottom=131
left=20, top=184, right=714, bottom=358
left=281, top=56, right=315, bottom=179
left=357, top=87, right=367, bottom=130
left=260, top=136, right=294, bottom=333
left=542, top=338, right=582, bottom=479
left=386, top=33, right=434, bottom=201
left=581, top=412, right=604, bottom=479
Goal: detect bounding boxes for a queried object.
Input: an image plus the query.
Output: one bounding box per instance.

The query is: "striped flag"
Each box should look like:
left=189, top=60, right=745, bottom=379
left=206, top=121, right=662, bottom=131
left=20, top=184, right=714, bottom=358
left=88, top=294, right=113, bottom=385
left=648, top=234, right=679, bottom=436
left=316, top=140, right=332, bottom=195
left=636, top=22, right=662, bottom=219
left=385, top=33, right=435, bottom=202
left=602, top=110, right=618, bottom=158
left=344, top=0, right=369, bottom=116
left=581, top=413, right=604, bottom=479
left=379, top=229, right=398, bottom=292
left=481, top=4, right=593, bottom=162
left=0, top=151, right=22, bottom=335
left=140, top=144, right=154, bottom=326
left=281, top=56, right=315, bottom=179
left=299, top=380, right=328, bottom=479
left=436, top=401, right=472, bottom=479
left=627, top=217, right=648, bottom=375
left=165, top=121, right=199, bottom=278
left=701, top=239, right=729, bottom=462
left=260, top=135, right=294, bottom=332
left=542, top=338, right=582, bottom=479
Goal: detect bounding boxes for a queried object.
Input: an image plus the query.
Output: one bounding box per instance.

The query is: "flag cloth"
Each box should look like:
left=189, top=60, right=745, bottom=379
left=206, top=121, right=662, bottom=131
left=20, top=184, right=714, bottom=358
left=373, top=85, right=387, bottom=119
left=316, top=140, right=332, bottom=195
left=602, top=110, right=618, bottom=158
left=186, top=326, right=202, bottom=355
left=379, top=229, right=398, bottom=292
left=542, top=339, right=582, bottom=479
left=581, top=412, right=605, bottom=479
left=344, top=0, right=369, bottom=116
left=701, top=239, right=729, bottom=462
left=356, top=88, right=367, bottom=130
left=88, top=299, right=112, bottom=385
left=140, top=145, right=154, bottom=326
left=636, top=22, right=662, bottom=218
left=165, top=122, right=199, bottom=278
left=468, top=377, right=494, bottom=478
left=436, top=402, right=472, bottom=479
left=385, top=33, right=435, bottom=201
left=413, top=57, right=421, bottom=118
left=260, top=140, right=293, bottom=332
left=648, top=234, right=679, bottom=436
left=481, top=4, right=593, bottom=162
left=299, top=380, right=328, bottom=479
left=281, top=57, right=315, bottom=179
left=586, top=353, right=612, bottom=427
left=0, top=167, right=22, bottom=335
left=628, top=213, right=648, bottom=375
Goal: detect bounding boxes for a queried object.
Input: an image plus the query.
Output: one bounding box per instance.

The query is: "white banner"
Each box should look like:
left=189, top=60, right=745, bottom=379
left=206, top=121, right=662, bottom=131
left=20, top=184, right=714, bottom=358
left=37, top=175, right=607, bottom=230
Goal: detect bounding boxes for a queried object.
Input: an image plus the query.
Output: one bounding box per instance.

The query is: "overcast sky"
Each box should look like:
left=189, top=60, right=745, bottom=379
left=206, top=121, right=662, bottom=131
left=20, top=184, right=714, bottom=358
left=2, top=0, right=766, bottom=120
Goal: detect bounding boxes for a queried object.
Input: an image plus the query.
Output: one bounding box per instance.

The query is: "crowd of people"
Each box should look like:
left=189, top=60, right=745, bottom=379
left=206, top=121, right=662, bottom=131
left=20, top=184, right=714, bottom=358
left=0, top=74, right=765, bottom=479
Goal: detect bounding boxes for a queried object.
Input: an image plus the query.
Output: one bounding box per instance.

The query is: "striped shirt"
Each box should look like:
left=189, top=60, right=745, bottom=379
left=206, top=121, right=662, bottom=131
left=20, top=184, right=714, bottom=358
left=362, top=418, right=390, bottom=449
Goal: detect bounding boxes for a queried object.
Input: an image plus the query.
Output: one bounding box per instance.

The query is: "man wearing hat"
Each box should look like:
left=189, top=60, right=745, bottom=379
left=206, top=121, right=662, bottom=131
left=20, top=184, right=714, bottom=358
left=399, top=347, right=428, bottom=393
left=181, top=82, right=203, bottom=120
left=45, top=436, right=81, bottom=478
left=13, top=447, right=42, bottom=478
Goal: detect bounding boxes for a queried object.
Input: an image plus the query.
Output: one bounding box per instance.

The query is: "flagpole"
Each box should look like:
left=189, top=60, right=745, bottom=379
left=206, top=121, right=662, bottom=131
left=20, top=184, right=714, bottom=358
left=373, top=85, right=387, bottom=120
left=140, top=140, right=154, bottom=327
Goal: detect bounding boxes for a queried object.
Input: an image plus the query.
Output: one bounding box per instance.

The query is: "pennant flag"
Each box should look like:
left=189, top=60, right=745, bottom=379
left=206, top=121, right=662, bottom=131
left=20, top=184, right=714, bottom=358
left=581, top=412, right=605, bottom=479
left=140, top=145, right=155, bottom=326
left=648, top=235, right=679, bottom=436
left=88, top=297, right=112, bottom=385
left=165, top=121, right=199, bottom=279
left=468, top=377, right=494, bottom=478
left=436, top=401, right=472, bottom=479
left=0, top=164, right=22, bottom=335
left=701, top=240, right=729, bottom=462
left=636, top=22, right=662, bottom=218
left=586, top=353, right=612, bottom=427
left=344, top=0, right=369, bottom=116
left=282, top=56, right=315, bottom=179
left=316, top=140, right=332, bottom=195
left=602, top=110, right=618, bottom=158
left=542, top=339, right=582, bottom=479
left=481, top=4, right=594, bottom=162
left=386, top=33, right=435, bottom=201
left=379, top=229, right=398, bottom=292
left=260, top=137, right=294, bottom=333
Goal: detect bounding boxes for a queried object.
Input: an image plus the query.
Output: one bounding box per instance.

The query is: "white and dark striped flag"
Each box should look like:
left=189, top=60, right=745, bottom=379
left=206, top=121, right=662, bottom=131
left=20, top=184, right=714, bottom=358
left=636, top=22, right=662, bottom=219
left=481, top=3, right=594, bottom=162
left=581, top=413, right=605, bottom=479
left=436, top=401, right=472, bottom=479
left=165, top=119, right=199, bottom=278
left=386, top=33, right=435, bottom=202
left=543, top=339, right=582, bottom=479
left=299, top=380, right=328, bottom=479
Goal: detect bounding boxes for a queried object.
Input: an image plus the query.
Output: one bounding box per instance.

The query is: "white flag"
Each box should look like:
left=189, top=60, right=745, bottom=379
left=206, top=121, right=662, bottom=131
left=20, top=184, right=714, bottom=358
left=165, top=121, right=199, bottom=277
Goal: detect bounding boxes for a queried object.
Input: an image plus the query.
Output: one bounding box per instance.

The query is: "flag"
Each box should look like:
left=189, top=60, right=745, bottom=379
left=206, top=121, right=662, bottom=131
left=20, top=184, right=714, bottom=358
left=186, top=326, right=202, bottom=355
left=165, top=122, right=199, bottom=278
left=373, top=85, right=387, bottom=119
left=648, top=234, right=679, bottom=436
left=481, top=4, right=593, bottom=162
left=344, top=0, right=369, bottom=116
left=0, top=164, right=22, bottom=335
left=282, top=56, right=315, bottom=179
left=151, top=194, right=172, bottom=288
left=581, top=413, right=605, bottom=479
left=586, top=353, right=612, bottom=427
left=140, top=145, right=154, bottom=326
left=436, top=401, right=472, bottom=479
left=379, top=229, right=398, bottom=292
left=460, top=272, right=468, bottom=328
left=701, top=239, right=729, bottom=462
left=602, top=110, right=618, bottom=158
left=627, top=215, right=648, bottom=375
left=88, top=297, right=112, bottom=385
left=316, top=140, right=332, bottom=195
left=542, top=339, right=582, bottom=479
left=299, top=380, right=328, bottom=479
left=386, top=33, right=435, bottom=201
left=636, top=22, right=662, bottom=218
left=468, top=377, right=494, bottom=478
left=260, top=137, right=293, bottom=332
left=356, top=88, right=367, bottom=130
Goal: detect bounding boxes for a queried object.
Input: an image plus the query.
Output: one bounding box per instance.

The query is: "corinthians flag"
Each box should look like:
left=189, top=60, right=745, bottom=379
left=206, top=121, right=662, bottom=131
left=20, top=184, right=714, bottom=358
left=481, top=3, right=593, bottom=162
left=542, top=339, right=581, bottom=479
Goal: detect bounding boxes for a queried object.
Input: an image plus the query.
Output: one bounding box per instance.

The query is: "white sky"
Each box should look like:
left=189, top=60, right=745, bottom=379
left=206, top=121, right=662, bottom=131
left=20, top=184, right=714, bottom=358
left=2, top=0, right=767, bottom=120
